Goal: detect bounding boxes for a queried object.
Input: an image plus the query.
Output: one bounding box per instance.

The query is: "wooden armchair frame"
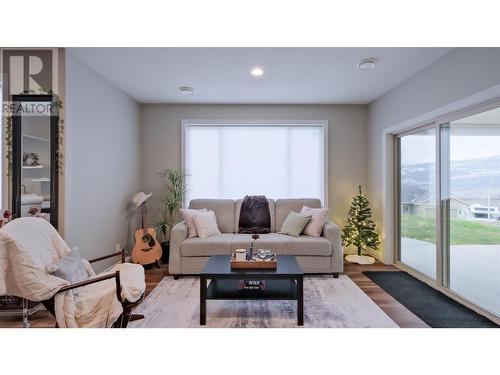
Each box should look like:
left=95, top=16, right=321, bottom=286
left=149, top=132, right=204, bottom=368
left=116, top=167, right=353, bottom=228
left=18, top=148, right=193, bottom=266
left=42, top=249, right=144, bottom=328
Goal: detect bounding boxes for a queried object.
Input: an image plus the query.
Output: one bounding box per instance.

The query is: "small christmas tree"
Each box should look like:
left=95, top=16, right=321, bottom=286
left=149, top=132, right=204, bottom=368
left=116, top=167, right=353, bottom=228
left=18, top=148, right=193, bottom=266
left=342, top=186, right=380, bottom=256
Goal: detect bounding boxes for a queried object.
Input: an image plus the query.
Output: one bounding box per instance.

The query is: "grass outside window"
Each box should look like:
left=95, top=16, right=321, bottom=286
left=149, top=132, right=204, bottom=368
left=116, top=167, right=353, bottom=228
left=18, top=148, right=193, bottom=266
left=401, top=215, right=500, bottom=245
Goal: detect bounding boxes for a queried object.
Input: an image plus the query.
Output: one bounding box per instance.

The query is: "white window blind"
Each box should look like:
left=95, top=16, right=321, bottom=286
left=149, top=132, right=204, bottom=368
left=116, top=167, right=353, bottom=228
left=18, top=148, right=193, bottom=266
left=184, top=122, right=326, bottom=204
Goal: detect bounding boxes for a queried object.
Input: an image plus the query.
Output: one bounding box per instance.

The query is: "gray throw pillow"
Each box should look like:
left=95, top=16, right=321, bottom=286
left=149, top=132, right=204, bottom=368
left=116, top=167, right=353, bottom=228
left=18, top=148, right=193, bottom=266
left=278, top=211, right=312, bottom=237
left=47, top=247, right=89, bottom=286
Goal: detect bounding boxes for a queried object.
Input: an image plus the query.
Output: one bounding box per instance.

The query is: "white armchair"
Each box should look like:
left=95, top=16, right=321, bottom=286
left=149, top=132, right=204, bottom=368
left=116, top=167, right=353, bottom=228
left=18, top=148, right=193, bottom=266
left=0, top=217, right=146, bottom=328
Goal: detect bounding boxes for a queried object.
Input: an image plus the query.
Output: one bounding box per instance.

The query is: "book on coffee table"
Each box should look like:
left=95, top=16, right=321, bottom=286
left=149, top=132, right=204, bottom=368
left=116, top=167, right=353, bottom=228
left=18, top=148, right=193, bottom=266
left=238, top=280, right=266, bottom=290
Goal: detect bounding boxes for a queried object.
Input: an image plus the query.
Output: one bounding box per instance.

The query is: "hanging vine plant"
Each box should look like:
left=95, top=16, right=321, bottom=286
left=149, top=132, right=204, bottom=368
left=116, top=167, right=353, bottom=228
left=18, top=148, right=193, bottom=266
left=4, top=87, right=64, bottom=176
left=56, top=118, right=64, bottom=174
left=5, top=116, right=13, bottom=177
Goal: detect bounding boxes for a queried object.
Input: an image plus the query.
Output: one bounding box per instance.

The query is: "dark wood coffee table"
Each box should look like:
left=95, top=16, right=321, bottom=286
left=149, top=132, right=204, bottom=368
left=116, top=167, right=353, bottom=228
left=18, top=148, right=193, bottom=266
left=199, top=255, right=304, bottom=326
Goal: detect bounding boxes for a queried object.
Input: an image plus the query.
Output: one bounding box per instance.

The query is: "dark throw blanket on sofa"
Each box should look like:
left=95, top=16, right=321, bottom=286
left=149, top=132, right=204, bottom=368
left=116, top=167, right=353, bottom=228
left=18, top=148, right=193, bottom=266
left=238, top=195, right=271, bottom=234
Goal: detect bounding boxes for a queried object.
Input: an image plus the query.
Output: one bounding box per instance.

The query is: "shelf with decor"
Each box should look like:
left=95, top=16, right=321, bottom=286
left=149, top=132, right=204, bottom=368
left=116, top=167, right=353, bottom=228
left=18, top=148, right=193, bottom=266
left=22, top=165, right=44, bottom=169
left=23, top=134, right=50, bottom=142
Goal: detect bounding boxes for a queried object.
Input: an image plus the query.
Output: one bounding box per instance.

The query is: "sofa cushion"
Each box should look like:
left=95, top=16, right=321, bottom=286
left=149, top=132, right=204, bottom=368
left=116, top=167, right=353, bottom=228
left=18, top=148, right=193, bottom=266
left=300, top=206, right=330, bottom=237
left=230, top=233, right=283, bottom=254
left=181, top=233, right=331, bottom=257
left=189, top=199, right=235, bottom=233
left=232, top=233, right=330, bottom=256
left=275, top=199, right=321, bottom=230
left=235, top=198, right=276, bottom=233
left=193, top=210, right=221, bottom=238
left=179, top=208, right=207, bottom=238
left=278, top=211, right=312, bottom=237
left=277, top=234, right=332, bottom=256
left=180, top=233, right=234, bottom=257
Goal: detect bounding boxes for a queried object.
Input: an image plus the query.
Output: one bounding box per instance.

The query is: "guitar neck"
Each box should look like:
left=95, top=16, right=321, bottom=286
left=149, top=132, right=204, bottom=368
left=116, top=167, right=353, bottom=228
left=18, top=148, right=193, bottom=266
left=141, top=203, right=148, bottom=234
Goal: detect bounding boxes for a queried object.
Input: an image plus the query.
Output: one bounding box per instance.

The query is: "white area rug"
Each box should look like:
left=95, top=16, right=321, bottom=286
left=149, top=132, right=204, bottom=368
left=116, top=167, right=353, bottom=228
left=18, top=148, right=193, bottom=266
left=130, top=275, right=398, bottom=328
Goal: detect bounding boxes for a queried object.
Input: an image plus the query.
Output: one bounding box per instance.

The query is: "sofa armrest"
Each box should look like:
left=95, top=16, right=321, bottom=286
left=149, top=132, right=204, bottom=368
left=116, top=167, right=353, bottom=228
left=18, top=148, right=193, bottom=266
left=168, top=221, right=188, bottom=275
left=323, top=220, right=344, bottom=273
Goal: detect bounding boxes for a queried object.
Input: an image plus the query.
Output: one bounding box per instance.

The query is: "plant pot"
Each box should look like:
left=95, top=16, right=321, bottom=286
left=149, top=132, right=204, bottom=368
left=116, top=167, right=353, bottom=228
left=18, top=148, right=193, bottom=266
left=161, top=241, right=170, bottom=263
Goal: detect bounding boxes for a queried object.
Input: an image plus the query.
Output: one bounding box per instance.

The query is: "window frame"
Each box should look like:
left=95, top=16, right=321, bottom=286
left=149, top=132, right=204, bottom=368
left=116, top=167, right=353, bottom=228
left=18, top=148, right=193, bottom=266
left=181, top=119, right=329, bottom=206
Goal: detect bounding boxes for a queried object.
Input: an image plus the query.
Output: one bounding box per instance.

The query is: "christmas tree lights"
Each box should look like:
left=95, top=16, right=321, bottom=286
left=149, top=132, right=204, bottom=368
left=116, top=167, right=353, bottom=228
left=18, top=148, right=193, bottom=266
left=342, top=185, right=380, bottom=256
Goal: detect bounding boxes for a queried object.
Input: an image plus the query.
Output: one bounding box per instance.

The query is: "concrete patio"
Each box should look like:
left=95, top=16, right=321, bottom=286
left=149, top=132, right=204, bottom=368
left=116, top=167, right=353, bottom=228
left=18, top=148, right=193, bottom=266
left=401, top=238, right=500, bottom=316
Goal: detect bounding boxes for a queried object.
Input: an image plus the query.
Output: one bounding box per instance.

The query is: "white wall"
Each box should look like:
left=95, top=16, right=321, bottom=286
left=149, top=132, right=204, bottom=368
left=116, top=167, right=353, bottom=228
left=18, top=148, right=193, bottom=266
left=141, top=104, right=367, bottom=231
left=65, top=52, right=141, bottom=267
left=367, top=47, right=500, bottom=263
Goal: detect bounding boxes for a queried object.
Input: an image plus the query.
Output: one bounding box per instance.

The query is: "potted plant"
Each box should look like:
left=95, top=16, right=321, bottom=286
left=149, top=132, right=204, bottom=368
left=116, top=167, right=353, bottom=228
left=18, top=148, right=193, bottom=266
left=156, top=168, right=187, bottom=263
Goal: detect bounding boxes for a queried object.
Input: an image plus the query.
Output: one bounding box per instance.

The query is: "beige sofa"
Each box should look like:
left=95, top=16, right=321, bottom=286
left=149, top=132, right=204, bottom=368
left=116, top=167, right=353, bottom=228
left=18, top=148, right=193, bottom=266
left=169, top=198, right=343, bottom=278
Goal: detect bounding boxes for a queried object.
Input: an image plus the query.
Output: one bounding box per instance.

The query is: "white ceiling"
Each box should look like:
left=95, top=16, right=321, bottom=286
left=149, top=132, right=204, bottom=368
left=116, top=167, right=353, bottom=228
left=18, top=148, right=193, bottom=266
left=69, top=48, right=452, bottom=104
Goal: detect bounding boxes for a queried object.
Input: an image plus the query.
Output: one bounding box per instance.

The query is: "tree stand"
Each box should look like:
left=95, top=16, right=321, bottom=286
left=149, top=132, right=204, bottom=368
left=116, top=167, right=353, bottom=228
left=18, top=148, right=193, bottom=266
left=345, top=245, right=375, bottom=264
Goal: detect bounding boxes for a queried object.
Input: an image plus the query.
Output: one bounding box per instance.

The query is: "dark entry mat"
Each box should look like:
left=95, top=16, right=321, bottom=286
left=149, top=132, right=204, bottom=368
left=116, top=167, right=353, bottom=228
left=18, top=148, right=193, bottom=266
left=362, top=271, right=498, bottom=328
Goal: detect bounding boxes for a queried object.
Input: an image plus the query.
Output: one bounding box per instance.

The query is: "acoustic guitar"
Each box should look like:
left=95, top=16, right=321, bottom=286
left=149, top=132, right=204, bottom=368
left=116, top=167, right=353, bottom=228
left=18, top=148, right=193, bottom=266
left=131, top=201, right=162, bottom=266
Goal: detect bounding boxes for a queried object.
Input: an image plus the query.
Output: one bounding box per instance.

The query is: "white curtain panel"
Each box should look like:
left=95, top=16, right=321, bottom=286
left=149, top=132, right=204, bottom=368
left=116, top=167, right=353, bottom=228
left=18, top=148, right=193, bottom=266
left=185, top=124, right=325, bottom=203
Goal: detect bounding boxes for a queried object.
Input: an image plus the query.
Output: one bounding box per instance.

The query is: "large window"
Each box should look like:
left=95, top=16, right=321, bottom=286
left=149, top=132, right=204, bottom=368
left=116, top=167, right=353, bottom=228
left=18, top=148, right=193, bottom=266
left=397, top=106, right=500, bottom=318
left=183, top=121, right=327, bottom=204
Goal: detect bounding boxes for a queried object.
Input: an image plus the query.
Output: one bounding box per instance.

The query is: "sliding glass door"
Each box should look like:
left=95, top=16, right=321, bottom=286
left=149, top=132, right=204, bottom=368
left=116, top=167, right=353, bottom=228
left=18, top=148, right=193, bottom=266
left=397, top=106, right=500, bottom=318
left=446, top=116, right=500, bottom=315
left=398, top=128, right=437, bottom=279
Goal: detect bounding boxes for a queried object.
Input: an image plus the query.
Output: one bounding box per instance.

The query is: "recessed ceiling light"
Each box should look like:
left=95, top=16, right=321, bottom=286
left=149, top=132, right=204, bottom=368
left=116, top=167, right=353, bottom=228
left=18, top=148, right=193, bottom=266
left=251, top=67, right=264, bottom=77
left=357, top=58, right=377, bottom=70
left=180, top=87, right=195, bottom=95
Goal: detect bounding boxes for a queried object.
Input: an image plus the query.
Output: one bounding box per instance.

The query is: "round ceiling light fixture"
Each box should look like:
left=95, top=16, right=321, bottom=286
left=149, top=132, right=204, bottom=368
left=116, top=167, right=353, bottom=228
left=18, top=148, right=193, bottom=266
left=180, top=86, right=195, bottom=95
left=250, top=66, right=264, bottom=77
left=357, top=58, right=377, bottom=70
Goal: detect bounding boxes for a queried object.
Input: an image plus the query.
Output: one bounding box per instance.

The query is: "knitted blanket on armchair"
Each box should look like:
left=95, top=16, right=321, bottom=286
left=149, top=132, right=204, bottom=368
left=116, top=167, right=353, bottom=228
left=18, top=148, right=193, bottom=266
left=0, top=217, right=144, bottom=327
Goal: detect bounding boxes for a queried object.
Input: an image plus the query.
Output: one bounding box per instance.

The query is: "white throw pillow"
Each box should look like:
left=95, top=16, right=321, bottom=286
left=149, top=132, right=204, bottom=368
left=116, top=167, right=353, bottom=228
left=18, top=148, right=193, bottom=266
left=300, top=206, right=330, bottom=237
left=193, top=210, right=221, bottom=238
left=180, top=208, right=208, bottom=238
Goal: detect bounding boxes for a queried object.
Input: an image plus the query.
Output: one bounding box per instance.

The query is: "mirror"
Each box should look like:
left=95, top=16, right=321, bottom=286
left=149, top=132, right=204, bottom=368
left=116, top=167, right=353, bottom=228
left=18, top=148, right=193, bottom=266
left=11, top=95, right=59, bottom=228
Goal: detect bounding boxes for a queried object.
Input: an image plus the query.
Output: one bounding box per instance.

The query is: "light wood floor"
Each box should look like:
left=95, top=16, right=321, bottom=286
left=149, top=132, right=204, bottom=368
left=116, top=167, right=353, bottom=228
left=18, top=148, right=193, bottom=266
left=0, top=260, right=428, bottom=328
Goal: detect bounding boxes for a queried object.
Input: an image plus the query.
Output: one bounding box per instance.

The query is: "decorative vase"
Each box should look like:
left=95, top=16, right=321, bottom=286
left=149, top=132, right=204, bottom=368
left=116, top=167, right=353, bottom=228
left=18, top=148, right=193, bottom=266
left=247, top=241, right=254, bottom=260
